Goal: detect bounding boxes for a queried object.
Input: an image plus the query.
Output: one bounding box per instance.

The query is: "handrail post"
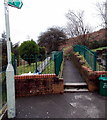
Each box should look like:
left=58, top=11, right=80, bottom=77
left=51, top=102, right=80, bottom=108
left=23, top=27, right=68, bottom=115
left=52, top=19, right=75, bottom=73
left=105, top=51, right=107, bottom=71
left=93, top=52, right=97, bottom=71
left=54, top=54, right=57, bottom=75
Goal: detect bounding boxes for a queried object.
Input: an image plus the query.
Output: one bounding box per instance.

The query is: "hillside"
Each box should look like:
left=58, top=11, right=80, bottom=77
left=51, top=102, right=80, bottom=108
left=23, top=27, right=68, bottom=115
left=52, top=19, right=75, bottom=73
left=59, top=28, right=107, bottom=51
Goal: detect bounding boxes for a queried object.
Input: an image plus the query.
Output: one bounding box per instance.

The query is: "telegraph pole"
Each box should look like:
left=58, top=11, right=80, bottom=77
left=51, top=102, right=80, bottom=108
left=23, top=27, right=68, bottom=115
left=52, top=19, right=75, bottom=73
left=4, top=0, right=15, bottom=118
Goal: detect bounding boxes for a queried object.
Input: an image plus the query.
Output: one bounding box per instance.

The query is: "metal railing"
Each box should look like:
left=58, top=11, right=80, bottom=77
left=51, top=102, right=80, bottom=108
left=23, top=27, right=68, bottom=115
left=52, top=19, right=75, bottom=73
left=12, top=55, right=51, bottom=75
left=73, top=45, right=107, bottom=71
left=0, top=69, right=7, bottom=111
left=73, top=45, right=97, bottom=71
left=53, top=51, right=63, bottom=76
left=12, top=52, right=63, bottom=76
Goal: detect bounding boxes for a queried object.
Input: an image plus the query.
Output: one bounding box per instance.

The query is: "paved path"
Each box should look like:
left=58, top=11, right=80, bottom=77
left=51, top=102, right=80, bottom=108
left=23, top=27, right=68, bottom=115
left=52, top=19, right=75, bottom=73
left=3, top=93, right=107, bottom=119
left=63, top=59, right=85, bottom=83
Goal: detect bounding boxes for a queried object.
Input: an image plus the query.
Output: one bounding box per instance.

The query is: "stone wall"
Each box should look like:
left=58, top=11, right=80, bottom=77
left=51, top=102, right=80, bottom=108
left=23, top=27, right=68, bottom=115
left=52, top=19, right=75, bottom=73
left=15, top=74, right=64, bottom=97
left=70, top=53, right=107, bottom=91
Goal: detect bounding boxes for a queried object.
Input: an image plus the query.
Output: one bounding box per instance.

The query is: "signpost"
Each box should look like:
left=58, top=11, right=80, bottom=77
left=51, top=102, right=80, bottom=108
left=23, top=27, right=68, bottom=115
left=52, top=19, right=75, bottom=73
left=8, top=0, right=23, bottom=9
left=4, top=0, right=23, bottom=118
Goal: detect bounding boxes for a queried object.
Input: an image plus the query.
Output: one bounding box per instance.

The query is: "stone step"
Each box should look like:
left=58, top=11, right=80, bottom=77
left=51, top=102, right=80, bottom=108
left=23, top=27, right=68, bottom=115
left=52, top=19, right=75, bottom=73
left=64, top=82, right=88, bottom=89
left=64, top=82, right=87, bottom=86
left=64, top=88, right=89, bottom=93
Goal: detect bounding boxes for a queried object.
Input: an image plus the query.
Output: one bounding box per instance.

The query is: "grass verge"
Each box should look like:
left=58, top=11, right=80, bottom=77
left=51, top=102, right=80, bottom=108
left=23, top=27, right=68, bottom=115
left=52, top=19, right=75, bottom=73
left=17, top=61, right=42, bottom=75
left=92, top=46, right=107, bottom=51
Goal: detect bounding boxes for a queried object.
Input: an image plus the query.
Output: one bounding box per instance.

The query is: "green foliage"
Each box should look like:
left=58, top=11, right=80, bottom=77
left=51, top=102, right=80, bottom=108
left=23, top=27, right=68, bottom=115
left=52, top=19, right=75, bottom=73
left=0, top=32, right=7, bottom=70
left=88, top=39, right=107, bottom=49
left=39, top=47, right=45, bottom=55
left=39, top=46, right=46, bottom=60
left=19, top=40, right=39, bottom=65
left=92, top=46, right=107, bottom=52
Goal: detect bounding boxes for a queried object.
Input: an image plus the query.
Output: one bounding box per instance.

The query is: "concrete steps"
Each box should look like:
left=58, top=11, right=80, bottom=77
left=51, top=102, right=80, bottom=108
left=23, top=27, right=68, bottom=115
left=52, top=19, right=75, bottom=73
left=64, top=88, right=89, bottom=93
left=64, top=82, right=89, bottom=93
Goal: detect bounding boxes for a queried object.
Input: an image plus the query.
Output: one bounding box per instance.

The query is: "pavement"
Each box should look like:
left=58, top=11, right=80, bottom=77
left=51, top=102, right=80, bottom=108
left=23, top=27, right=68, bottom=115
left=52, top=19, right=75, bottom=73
left=3, top=92, right=107, bottom=119
left=63, top=59, right=85, bottom=83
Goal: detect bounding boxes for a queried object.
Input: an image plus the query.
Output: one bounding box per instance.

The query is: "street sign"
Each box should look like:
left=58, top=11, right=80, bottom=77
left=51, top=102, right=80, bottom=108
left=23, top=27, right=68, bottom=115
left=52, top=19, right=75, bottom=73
left=8, top=0, right=23, bottom=9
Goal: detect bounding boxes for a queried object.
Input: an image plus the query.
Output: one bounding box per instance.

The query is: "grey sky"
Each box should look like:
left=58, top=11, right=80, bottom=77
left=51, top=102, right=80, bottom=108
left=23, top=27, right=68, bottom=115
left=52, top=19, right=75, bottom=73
left=0, top=0, right=105, bottom=44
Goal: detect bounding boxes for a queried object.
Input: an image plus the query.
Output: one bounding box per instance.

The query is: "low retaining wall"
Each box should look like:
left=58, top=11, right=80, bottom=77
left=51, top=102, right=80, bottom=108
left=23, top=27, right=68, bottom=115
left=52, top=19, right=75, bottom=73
left=15, top=74, right=64, bottom=97
left=70, top=53, right=107, bottom=92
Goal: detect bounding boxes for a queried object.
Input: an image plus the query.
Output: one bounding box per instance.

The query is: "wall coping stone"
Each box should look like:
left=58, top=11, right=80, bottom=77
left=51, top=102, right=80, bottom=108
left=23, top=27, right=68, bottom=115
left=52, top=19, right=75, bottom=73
left=15, top=74, right=56, bottom=80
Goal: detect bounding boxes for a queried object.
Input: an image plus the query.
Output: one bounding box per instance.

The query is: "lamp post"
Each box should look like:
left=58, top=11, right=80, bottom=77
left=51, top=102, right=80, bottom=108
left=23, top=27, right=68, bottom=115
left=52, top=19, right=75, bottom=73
left=4, top=0, right=23, bottom=118
left=4, top=0, right=15, bottom=118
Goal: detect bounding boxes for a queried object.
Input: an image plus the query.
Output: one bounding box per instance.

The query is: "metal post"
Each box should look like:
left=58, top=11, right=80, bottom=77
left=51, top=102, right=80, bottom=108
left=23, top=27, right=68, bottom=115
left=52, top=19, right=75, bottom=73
left=35, top=55, right=37, bottom=73
left=105, top=51, right=107, bottom=71
left=12, top=55, right=17, bottom=75
left=105, top=0, right=107, bottom=28
left=93, top=52, right=97, bottom=71
left=4, top=0, right=16, bottom=118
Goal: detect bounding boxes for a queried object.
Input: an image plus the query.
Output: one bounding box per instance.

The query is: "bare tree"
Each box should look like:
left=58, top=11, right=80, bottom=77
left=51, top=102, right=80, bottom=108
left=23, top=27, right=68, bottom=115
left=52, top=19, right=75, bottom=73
left=65, top=10, right=92, bottom=46
left=38, top=27, right=67, bottom=54
left=96, top=0, right=107, bottom=28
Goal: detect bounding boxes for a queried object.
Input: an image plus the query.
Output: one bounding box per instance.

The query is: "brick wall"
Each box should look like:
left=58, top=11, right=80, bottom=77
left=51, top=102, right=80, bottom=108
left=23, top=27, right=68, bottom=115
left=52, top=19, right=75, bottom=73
left=70, top=53, right=107, bottom=91
left=15, top=74, right=64, bottom=97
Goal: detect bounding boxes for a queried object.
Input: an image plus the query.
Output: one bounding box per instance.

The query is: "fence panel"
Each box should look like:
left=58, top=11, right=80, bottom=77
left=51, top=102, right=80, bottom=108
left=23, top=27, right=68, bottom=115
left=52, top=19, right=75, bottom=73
left=13, top=54, right=54, bottom=75
left=54, top=51, right=63, bottom=76
left=0, top=70, right=7, bottom=111
left=13, top=52, right=63, bottom=76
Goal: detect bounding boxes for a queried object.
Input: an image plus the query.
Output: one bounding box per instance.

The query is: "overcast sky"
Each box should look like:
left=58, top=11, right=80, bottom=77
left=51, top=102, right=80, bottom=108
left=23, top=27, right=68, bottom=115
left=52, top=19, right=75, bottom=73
left=0, top=0, right=105, bottom=44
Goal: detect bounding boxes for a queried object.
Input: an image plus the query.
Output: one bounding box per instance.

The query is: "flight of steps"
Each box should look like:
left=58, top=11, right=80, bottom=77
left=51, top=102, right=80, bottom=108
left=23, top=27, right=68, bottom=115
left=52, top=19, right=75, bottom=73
left=64, top=82, right=89, bottom=93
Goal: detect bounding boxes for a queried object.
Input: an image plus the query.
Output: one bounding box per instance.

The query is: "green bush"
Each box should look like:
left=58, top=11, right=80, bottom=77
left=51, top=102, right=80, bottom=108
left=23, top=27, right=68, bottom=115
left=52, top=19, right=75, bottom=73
left=88, top=39, right=107, bottom=49
left=19, top=40, right=39, bottom=65
left=39, top=46, right=46, bottom=61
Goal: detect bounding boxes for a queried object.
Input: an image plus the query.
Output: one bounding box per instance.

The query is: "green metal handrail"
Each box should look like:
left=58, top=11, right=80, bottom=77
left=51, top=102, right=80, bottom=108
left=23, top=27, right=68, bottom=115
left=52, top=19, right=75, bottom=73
left=73, top=45, right=97, bottom=71
left=53, top=51, right=63, bottom=76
